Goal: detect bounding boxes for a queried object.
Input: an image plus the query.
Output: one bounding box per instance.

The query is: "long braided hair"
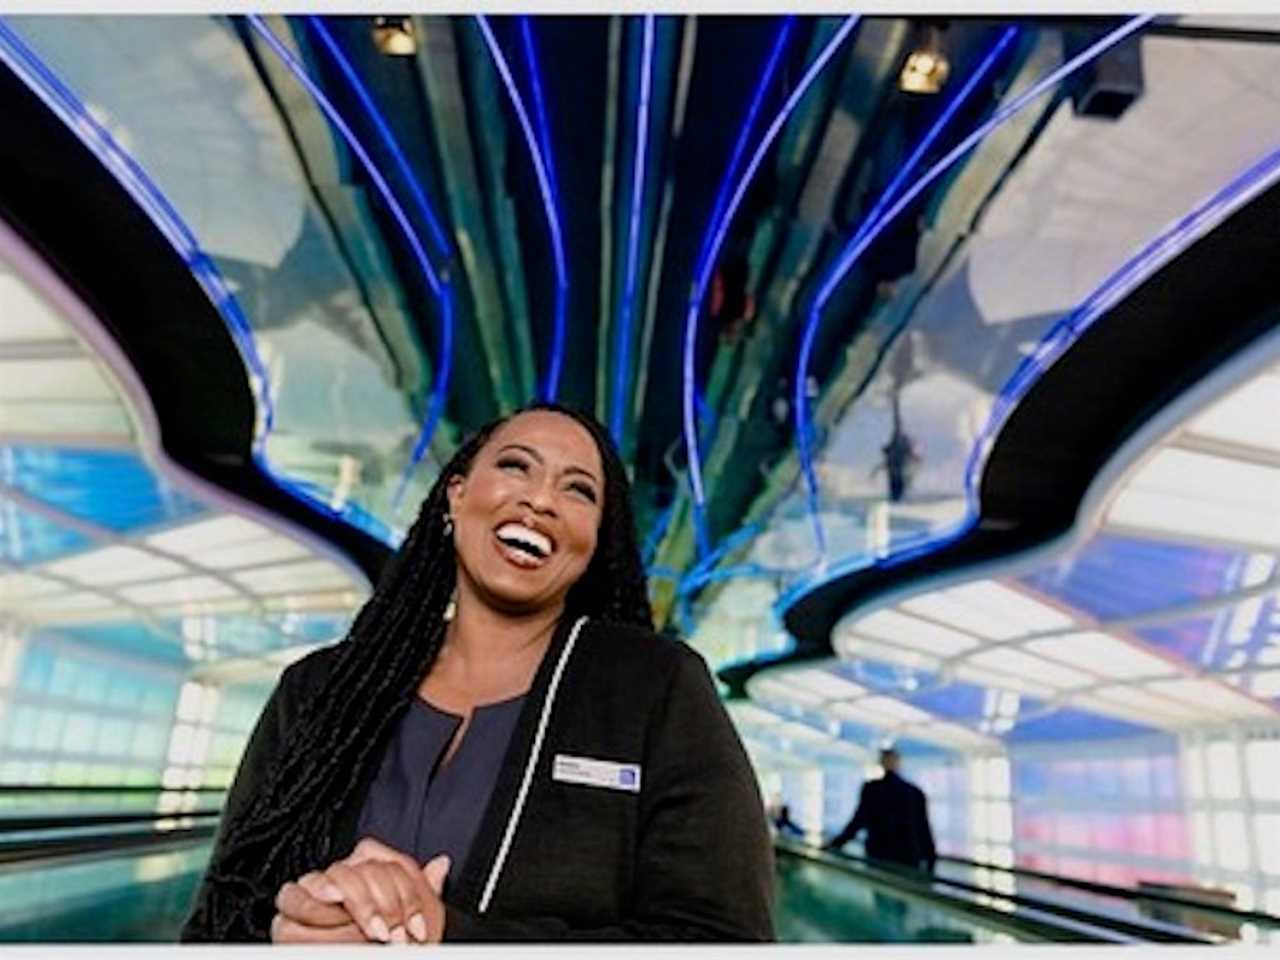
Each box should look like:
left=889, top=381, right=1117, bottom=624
left=184, top=402, right=653, bottom=940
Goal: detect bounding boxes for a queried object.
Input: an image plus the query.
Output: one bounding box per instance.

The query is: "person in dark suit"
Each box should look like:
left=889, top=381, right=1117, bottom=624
left=823, top=748, right=937, bottom=873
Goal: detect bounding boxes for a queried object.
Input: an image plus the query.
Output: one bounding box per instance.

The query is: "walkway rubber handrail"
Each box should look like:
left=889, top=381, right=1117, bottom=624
left=939, top=853, right=1280, bottom=928
left=920, top=862, right=1213, bottom=944
left=0, top=825, right=215, bottom=867
left=0, top=785, right=227, bottom=794
left=777, top=839, right=1134, bottom=943
left=0, top=810, right=222, bottom=834
left=780, top=838, right=1216, bottom=944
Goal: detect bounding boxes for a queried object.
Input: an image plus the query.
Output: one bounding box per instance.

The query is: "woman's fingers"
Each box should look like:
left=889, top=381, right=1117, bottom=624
left=297, top=870, right=344, bottom=906
left=349, top=836, right=419, bottom=874
left=274, top=879, right=351, bottom=928
left=323, top=860, right=395, bottom=943
left=345, top=836, right=440, bottom=940
left=270, top=913, right=365, bottom=943
left=302, top=840, right=448, bottom=944
left=423, top=854, right=451, bottom=895
left=376, top=859, right=429, bottom=943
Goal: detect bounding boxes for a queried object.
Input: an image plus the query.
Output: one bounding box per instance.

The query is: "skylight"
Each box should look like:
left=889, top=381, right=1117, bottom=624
left=1026, top=631, right=1179, bottom=680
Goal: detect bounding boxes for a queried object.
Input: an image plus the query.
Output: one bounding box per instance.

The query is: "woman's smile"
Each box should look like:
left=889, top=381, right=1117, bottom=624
left=492, top=522, right=553, bottom=569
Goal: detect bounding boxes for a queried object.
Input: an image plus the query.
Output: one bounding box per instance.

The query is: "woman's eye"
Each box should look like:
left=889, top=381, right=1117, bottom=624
left=569, top=483, right=598, bottom=503
left=497, top=457, right=528, bottom=473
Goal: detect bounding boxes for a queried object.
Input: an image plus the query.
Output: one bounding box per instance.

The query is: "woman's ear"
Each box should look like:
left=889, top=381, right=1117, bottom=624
left=446, top=473, right=464, bottom=514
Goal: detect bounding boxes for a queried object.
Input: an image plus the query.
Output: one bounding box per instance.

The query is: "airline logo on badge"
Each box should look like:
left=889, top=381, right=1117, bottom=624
left=552, top=754, right=642, bottom=793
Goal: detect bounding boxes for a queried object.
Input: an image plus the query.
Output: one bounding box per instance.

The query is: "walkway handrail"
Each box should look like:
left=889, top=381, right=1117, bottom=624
left=0, top=785, right=227, bottom=794
left=0, top=810, right=222, bottom=834
left=777, top=838, right=1136, bottom=944
left=937, top=852, right=1280, bottom=928
left=778, top=837, right=1213, bottom=944
left=0, top=825, right=215, bottom=868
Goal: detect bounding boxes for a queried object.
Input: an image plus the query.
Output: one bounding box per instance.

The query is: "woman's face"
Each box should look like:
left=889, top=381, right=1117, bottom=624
left=446, top=411, right=604, bottom=617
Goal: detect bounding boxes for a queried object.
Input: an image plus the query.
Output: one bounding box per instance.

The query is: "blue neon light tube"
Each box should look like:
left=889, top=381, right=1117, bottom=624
left=787, top=15, right=1155, bottom=540
left=681, top=15, right=861, bottom=558
left=520, top=17, right=561, bottom=241
left=0, top=18, right=395, bottom=545
left=792, top=26, right=1020, bottom=557
left=246, top=16, right=455, bottom=517
left=307, top=17, right=453, bottom=262
left=610, top=16, right=656, bottom=444
left=475, top=15, right=569, bottom=403
left=778, top=139, right=1280, bottom=614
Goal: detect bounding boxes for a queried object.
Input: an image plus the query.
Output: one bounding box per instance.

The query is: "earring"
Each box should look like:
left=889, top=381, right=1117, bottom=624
left=443, top=586, right=458, bottom=623
left=442, top=512, right=454, bottom=536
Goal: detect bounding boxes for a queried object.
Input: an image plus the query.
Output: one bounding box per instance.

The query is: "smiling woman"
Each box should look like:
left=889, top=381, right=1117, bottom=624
left=179, top=402, right=775, bottom=943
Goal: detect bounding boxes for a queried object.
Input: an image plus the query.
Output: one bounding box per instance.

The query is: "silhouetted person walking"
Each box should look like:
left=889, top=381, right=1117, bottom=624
left=824, top=748, right=936, bottom=873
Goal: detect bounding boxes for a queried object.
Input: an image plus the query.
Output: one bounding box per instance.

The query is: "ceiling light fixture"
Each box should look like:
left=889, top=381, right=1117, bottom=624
left=372, top=16, right=416, bottom=57
left=900, top=23, right=950, bottom=94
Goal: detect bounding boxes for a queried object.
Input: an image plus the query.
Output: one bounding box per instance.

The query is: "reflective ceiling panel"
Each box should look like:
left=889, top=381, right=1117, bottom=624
left=2, top=13, right=1278, bottom=759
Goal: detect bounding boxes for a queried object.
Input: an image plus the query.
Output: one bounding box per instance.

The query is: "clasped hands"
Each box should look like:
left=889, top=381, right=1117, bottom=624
left=271, top=837, right=451, bottom=945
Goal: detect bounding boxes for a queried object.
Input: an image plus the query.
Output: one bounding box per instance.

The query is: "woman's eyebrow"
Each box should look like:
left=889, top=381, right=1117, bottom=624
left=498, top=443, right=600, bottom=486
left=564, top=464, right=601, bottom=486
left=497, top=442, right=542, bottom=463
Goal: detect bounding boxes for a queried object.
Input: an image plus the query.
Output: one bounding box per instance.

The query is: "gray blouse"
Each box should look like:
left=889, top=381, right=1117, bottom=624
left=356, top=693, right=526, bottom=894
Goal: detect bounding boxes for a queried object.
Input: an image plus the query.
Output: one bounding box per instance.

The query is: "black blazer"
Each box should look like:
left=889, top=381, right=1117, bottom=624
left=828, top=771, right=937, bottom=871
left=182, top=617, right=775, bottom=941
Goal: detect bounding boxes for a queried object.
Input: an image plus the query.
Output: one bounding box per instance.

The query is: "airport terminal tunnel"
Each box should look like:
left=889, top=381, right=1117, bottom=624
left=1, top=13, right=1280, bottom=944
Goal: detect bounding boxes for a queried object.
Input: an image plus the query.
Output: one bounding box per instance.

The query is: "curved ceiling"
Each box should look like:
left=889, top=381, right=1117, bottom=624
left=1, top=14, right=1278, bottom=749
left=749, top=326, right=1280, bottom=755
left=0, top=215, right=368, bottom=676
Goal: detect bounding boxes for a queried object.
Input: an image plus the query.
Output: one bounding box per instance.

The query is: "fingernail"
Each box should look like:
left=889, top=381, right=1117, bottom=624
left=408, top=914, right=428, bottom=942
left=320, top=882, right=343, bottom=901
left=370, top=915, right=391, bottom=943
left=390, top=926, right=408, bottom=945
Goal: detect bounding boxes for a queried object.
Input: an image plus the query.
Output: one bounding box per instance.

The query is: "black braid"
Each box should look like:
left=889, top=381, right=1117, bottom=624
left=183, top=403, right=653, bottom=940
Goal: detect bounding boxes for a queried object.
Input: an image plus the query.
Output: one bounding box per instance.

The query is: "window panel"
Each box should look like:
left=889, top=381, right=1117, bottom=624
left=1089, top=759, right=1121, bottom=799
left=1132, top=814, right=1158, bottom=857
left=1255, top=815, right=1280, bottom=875
left=60, top=712, right=94, bottom=753
left=131, top=723, right=165, bottom=760
left=140, top=684, right=176, bottom=716
left=7, top=705, right=37, bottom=749
left=1156, top=813, right=1191, bottom=861
left=96, top=718, right=132, bottom=756
left=1245, top=741, right=1280, bottom=801
left=1207, top=741, right=1243, bottom=801
left=18, top=650, right=53, bottom=692
left=1121, top=756, right=1152, bottom=799
left=1187, top=372, right=1280, bottom=452
left=105, top=676, right=142, bottom=711
left=853, top=609, right=980, bottom=655
left=1213, top=811, right=1250, bottom=872
left=52, top=761, right=86, bottom=785
left=34, top=709, right=63, bottom=751
left=73, top=665, right=108, bottom=704
left=1184, top=745, right=1206, bottom=799
left=48, top=658, right=77, bottom=698
left=1192, top=812, right=1213, bottom=865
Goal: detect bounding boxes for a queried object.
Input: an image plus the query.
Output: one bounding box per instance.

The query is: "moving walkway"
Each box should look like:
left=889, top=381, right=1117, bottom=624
left=3, top=789, right=1277, bottom=944
left=774, top=836, right=1280, bottom=944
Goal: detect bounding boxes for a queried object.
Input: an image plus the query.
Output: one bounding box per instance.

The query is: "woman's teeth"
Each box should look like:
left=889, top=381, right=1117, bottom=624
left=495, top=522, right=552, bottom=559
left=494, top=523, right=554, bottom=569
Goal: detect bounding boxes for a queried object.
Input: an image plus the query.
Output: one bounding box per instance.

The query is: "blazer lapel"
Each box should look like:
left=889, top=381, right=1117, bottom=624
left=449, top=614, right=583, bottom=911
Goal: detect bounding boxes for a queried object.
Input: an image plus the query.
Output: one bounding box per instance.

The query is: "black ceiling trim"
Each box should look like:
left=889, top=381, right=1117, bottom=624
left=0, top=63, right=392, bottom=584
left=718, top=176, right=1280, bottom=696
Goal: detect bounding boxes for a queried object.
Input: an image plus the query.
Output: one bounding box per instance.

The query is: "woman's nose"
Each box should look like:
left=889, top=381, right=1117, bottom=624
left=520, top=479, right=557, bottom=515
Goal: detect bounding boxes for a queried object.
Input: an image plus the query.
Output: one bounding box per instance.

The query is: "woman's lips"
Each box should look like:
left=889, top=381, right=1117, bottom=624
left=491, top=531, right=550, bottom=569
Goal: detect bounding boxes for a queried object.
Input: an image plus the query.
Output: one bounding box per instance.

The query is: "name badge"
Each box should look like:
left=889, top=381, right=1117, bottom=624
left=552, top=754, right=642, bottom=793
